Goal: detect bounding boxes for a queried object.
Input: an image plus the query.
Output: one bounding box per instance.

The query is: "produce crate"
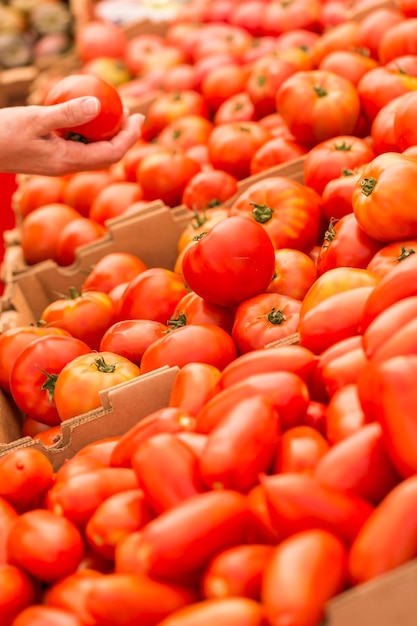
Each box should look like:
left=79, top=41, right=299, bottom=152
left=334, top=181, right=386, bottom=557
left=0, top=66, right=38, bottom=108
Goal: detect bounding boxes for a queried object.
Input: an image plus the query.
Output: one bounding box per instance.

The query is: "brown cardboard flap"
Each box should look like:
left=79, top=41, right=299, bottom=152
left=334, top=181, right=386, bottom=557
left=326, top=558, right=417, bottom=625
left=0, top=365, right=179, bottom=470
left=349, top=0, right=400, bottom=21
left=0, top=66, right=38, bottom=108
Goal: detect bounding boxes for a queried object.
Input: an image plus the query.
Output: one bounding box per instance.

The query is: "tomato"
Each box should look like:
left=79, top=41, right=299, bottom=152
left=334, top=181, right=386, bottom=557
left=378, top=18, right=417, bottom=64
left=85, top=489, right=153, bottom=560
left=55, top=217, right=108, bottom=266
left=303, top=135, right=375, bottom=196
left=156, top=597, right=266, bottom=626
left=352, top=152, right=417, bottom=242
left=11, top=605, right=84, bottom=626
left=137, top=148, right=201, bottom=207
left=319, top=343, right=368, bottom=398
left=366, top=239, right=417, bottom=278
left=357, top=66, right=417, bottom=124
left=0, top=563, right=39, bottom=626
left=168, top=363, right=221, bottom=417
left=348, top=474, right=417, bottom=585
left=7, top=509, right=84, bottom=583
left=310, top=20, right=360, bottom=66
left=219, top=344, right=317, bottom=390
left=40, top=288, right=116, bottom=351
left=198, top=395, right=280, bottom=492
left=266, top=248, right=318, bottom=301
left=273, top=425, right=329, bottom=475
left=82, top=251, right=147, bottom=294
left=140, top=324, right=238, bottom=374
left=0, top=448, right=54, bottom=514
left=44, top=74, right=123, bottom=142
left=355, top=6, right=405, bottom=60
left=196, top=371, right=310, bottom=434
left=276, top=70, right=361, bottom=148
left=207, top=122, right=271, bottom=179
left=315, top=423, right=401, bottom=505
left=392, top=90, right=417, bottom=151
left=245, top=54, right=299, bottom=119
left=99, top=319, right=167, bottom=366
left=176, top=207, right=229, bottom=253
left=320, top=167, right=364, bottom=223
left=260, top=473, right=374, bottom=545
left=229, top=176, right=322, bottom=253
left=262, top=529, right=347, bottom=626
left=182, top=216, right=275, bottom=307
left=110, top=407, right=197, bottom=469
left=317, top=213, right=383, bottom=275
left=181, top=169, right=239, bottom=212
left=88, top=181, right=143, bottom=224
left=21, top=203, right=81, bottom=265
left=362, top=296, right=417, bottom=360
left=325, top=384, right=367, bottom=445
left=0, top=497, right=18, bottom=565
left=132, top=433, right=205, bottom=514
left=46, top=467, right=138, bottom=528
left=85, top=572, right=197, bottom=626
left=318, top=49, right=378, bottom=86
left=169, top=291, right=236, bottom=334
left=9, top=334, right=92, bottom=426
left=118, top=267, right=188, bottom=325
left=15, top=174, right=68, bottom=219
left=201, top=63, right=250, bottom=113
left=115, top=490, right=249, bottom=582
left=141, top=90, right=209, bottom=141
left=75, top=19, right=127, bottom=63
left=370, top=95, right=405, bottom=155
left=44, top=569, right=103, bottom=624
left=231, top=292, right=302, bottom=354
left=62, top=169, right=113, bottom=217
left=53, top=351, right=140, bottom=422
left=250, top=135, right=308, bottom=175
left=157, top=114, right=213, bottom=151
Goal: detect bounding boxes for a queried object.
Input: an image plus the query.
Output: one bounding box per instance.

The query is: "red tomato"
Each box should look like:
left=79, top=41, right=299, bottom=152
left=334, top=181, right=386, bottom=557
left=366, top=239, right=417, bottom=278
left=320, top=167, right=364, bottom=223
left=53, top=351, right=141, bottom=422
left=44, top=74, right=123, bottom=142
left=229, top=176, right=322, bottom=253
left=55, top=217, right=107, bottom=266
left=76, top=19, right=127, bottom=64
left=370, top=95, right=405, bottom=155
left=141, top=89, right=209, bottom=141
left=11, top=605, right=84, bottom=626
left=7, top=509, right=84, bottom=583
left=348, top=474, right=417, bottom=584
left=62, top=169, right=113, bottom=217
left=356, top=66, right=417, bottom=124
left=118, top=267, right=188, bottom=325
left=250, top=136, right=308, bottom=174
left=378, top=18, right=417, bottom=64
left=89, top=181, right=143, bottom=224
left=9, top=334, right=92, bottom=426
left=40, top=288, right=117, bottom=351
left=0, top=564, right=39, bottom=626
left=115, top=490, right=249, bottom=582
left=318, top=49, right=378, bottom=86
left=140, top=324, right=238, bottom=374
left=44, top=569, right=103, bottom=623
left=276, top=70, right=361, bottom=148
left=0, top=448, right=54, bottom=514
left=0, top=497, right=18, bottom=565
left=355, top=6, right=405, bottom=60
left=181, top=169, right=239, bottom=212
left=262, top=529, right=347, bottom=626
left=132, top=433, right=205, bottom=514
left=201, top=63, right=250, bottom=113
left=231, top=292, right=302, bottom=354
left=16, top=174, right=68, bottom=219
left=325, top=384, right=367, bottom=445
left=82, top=251, right=147, bottom=293
left=182, top=216, right=275, bottom=307
left=168, top=362, right=222, bottom=416
left=99, top=319, right=167, bottom=366
left=156, top=114, right=213, bottom=152
left=267, top=248, right=318, bottom=301
left=176, top=207, right=230, bottom=253
left=246, top=54, right=299, bottom=118
left=319, top=343, right=368, bottom=398
left=273, top=425, right=330, bottom=475
left=155, top=597, right=266, bottom=626
left=169, top=291, right=236, bottom=334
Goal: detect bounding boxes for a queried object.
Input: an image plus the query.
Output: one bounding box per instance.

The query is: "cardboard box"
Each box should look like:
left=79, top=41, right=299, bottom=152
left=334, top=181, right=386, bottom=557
left=0, top=66, right=38, bottom=108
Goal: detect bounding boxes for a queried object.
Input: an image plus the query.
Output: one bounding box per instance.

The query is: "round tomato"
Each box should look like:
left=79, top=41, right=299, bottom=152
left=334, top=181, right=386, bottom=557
left=181, top=169, right=239, bottom=212
left=250, top=136, right=308, bottom=175
left=88, top=181, right=144, bottom=224
left=15, top=174, right=68, bottom=219
left=0, top=563, right=39, bottom=626
left=267, top=248, right=318, bottom=301
left=157, top=114, right=213, bottom=152
left=356, top=66, right=417, bottom=124
left=182, top=216, right=275, bottom=307
left=53, top=351, right=141, bottom=422
left=141, top=89, right=209, bottom=141
left=273, top=425, right=329, bottom=475
left=62, top=169, right=113, bottom=217
left=0, top=448, right=54, bottom=513
left=99, top=319, right=167, bottom=366
left=393, top=90, right=417, bottom=151
left=82, top=251, right=147, bottom=293
left=55, top=217, right=108, bottom=266
left=44, top=74, right=124, bottom=142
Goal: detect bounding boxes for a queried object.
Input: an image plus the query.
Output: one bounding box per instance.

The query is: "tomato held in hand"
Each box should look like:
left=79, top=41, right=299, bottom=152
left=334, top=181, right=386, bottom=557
left=182, top=216, right=275, bottom=307
left=44, top=74, right=124, bottom=142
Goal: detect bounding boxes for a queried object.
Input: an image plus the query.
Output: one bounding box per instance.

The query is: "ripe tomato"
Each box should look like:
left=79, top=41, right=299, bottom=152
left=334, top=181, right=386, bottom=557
left=7, top=509, right=84, bottom=583
left=318, top=49, right=378, bottom=86
left=393, top=90, right=417, bottom=150
left=181, top=169, right=239, bottom=212
left=320, top=166, right=365, bottom=223
left=75, top=19, right=127, bottom=63
left=231, top=292, right=302, bottom=354
left=262, top=529, right=347, bottom=626
left=200, top=63, right=250, bottom=113
left=362, top=295, right=417, bottom=360
left=15, top=174, right=68, bottom=219
left=0, top=448, right=54, bottom=513
left=325, top=383, right=367, bottom=445
left=168, top=362, right=221, bottom=416
left=169, top=291, right=236, bottom=334
left=11, top=605, right=84, bottom=626
left=352, top=152, right=417, bottom=242
left=140, top=324, right=238, bottom=374
left=182, top=216, right=275, bottom=307
left=44, top=74, right=123, bottom=142
left=273, top=425, right=329, bottom=475
left=213, top=91, right=257, bottom=125
left=62, top=169, right=113, bottom=217
left=378, top=17, right=417, bottom=64
left=356, top=66, right=417, bottom=124
left=176, top=207, right=229, bottom=253
left=141, top=89, right=209, bottom=141
left=366, top=239, right=417, bottom=278
left=267, top=248, right=318, bottom=301
left=88, top=181, right=143, bottom=224
left=155, top=597, right=266, bottom=626
left=40, top=288, right=117, bottom=351
left=156, top=114, right=213, bottom=151
left=276, top=70, right=361, bottom=148
left=55, top=217, right=108, bottom=266
left=53, top=351, right=141, bottom=422
left=245, top=54, right=298, bottom=118
left=229, top=176, right=322, bottom=253
left=0, top=563, right=39, bottom=626
left=99, top=319, right=167, bottom=366
left=82, top=251, right=147, bottom=294
left=9, top=334, right=92, bottom=426
left=370, top=95, right=405, bottom=155
left=355, top=6, right=405, bottom=59
left=249, top=136, right=308, bottom=175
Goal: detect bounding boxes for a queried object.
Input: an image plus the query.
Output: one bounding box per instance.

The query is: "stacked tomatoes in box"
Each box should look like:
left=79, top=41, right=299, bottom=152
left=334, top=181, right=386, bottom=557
left=2, top=0, right=417, bottom=624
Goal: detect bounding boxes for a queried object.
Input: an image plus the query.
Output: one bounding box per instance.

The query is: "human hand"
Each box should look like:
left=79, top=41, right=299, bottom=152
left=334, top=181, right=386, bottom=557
left=0, top=97, right=144, bottom=176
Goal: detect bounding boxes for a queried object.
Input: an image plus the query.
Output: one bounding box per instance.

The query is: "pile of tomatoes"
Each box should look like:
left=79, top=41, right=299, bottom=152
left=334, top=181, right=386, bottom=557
left=3, top=0, right=417, bottom=623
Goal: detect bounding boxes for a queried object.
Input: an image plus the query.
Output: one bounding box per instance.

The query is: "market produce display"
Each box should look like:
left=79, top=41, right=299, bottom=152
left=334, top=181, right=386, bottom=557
left=3, top=0, right=417, bottom=624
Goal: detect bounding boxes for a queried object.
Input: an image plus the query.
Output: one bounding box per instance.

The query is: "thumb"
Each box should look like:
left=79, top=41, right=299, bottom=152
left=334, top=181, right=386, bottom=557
left=41, top=96, right=101, bottom=132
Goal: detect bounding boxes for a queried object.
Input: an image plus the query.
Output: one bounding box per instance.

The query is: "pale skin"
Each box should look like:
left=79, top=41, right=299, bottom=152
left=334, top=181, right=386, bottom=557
left=0, top=96, right=144, bottom=176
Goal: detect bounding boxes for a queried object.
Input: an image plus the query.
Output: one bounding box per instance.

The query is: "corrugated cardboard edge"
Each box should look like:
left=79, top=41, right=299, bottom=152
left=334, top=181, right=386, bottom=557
left=0, top=365, right=179, bottom=470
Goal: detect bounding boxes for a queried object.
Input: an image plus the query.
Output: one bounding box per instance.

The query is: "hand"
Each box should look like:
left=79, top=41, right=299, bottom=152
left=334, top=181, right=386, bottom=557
left=0, top=96, right=144, bottom=176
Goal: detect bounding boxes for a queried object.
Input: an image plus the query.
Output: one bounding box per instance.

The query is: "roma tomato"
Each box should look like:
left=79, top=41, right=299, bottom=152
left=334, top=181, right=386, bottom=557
left=182, top=216, right=275, bottom=307
left=9, top=335, right=92, bottom=426
left=362, top=295, right=417, bottom=359
left=273, top=425, right=330, bottom=475
left=140, top=324, right=238, bottom=374
left=262, top=529, right=347, bottom=626
left=11, top=605, right=84, bottom=626
left=44, top=569, right=103, bottom=623
left=0, top=564, right=39, bottom=626
left=352, top=152, right=417, bottom=242
left=276, top=70, right=361, bottom=148
left=231, top=292, right=302, bottom=354
left=53, top=351, right=141, bottom=422
left=0, top=448, right=54, bottom=514
left=229, top=176, right=322, bottom=253
left=168, top=362, right=222, bottom=416
left=325, top=383, right=367, bottom=445
left=7, top=509, right=84, bottom=583
left=156, top=597, right=266, bottom=626
left=44, top=74, right=123, bottom=142
left=40, top=288, right=117, bottom=351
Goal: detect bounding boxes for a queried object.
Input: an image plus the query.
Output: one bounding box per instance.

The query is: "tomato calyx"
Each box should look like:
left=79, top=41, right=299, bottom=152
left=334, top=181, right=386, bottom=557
left=38, top=367, right=58, bottom=405
left=166, top=312, right=188, bottom=331
left=335, top=141, right=352, bottom=152
left=190, top=212, right=210, bottom=229
left=313, top=84, right=327, bottom=98
left=267, top=307, right=287, bottom=325
left=64, top=132, right=91, bottom=144
left=360, top=177, right=377, bottom=196
left=250, top=202, right=274, bottom=224
left=323, top=217, right=338, bottom=245
left=92, top=355, right=118, bottom=373
left=341, top=168, right=355, bottom=177
left=398, top=246, right=416, bottom=262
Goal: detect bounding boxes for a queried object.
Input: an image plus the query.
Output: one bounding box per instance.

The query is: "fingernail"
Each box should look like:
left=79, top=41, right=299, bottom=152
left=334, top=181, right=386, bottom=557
left=82, top=97, right=100, bottom=117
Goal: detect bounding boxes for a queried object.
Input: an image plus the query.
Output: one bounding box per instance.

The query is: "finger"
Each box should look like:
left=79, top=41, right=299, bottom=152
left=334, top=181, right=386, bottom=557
left=39, top=97, right=101, bottom=133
